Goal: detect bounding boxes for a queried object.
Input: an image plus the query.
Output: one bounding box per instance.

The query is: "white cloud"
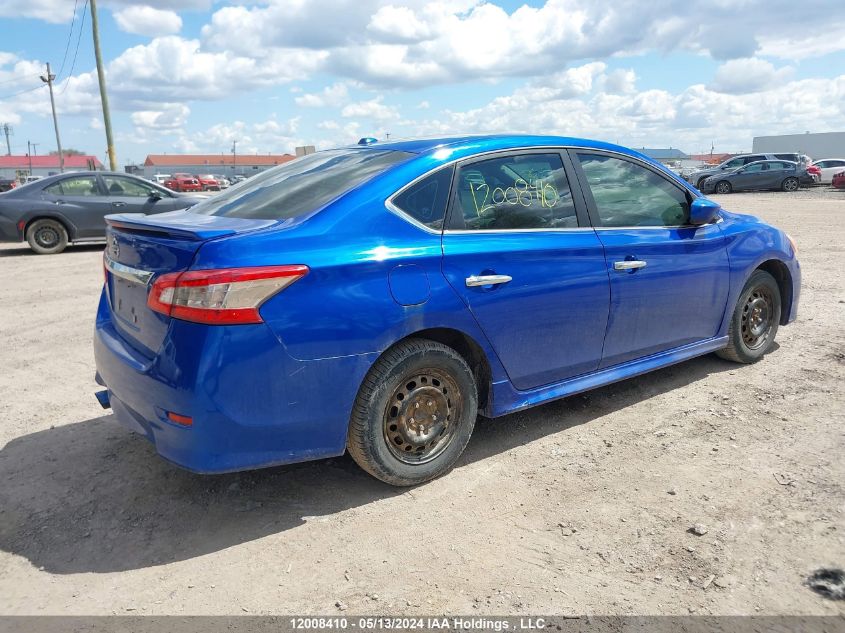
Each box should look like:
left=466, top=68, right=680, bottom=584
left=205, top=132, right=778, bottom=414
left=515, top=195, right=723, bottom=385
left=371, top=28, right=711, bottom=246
left=367, top=5, right=434, bottom=43
left=114, top=6, right=183, bottom=37
left=341, top=96, right=399, bottom=121
left=400, top=71, right=845, bottom=154
left=131, top=103, right=190, bottom=130
left=602, top=69, right=637, bottom=96
left=294, top=82, right=351, bottom=108
left=198, top=0, right=845, bottom=87
left=709, top=58, right=793, bottom=95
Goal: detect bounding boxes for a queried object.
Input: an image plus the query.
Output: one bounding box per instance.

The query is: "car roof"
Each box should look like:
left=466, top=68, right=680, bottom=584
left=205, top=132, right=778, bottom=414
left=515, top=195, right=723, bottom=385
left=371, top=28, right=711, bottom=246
left=344, top=134, right=645, bottom=160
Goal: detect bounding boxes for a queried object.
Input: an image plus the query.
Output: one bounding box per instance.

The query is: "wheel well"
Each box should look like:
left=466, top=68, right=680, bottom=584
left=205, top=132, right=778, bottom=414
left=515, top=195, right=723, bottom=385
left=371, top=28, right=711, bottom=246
left=24, top=216, right=73, bottom=241
left=756, top=259, right=793, bottom=325
left=400, top=328, right=492, bottom=411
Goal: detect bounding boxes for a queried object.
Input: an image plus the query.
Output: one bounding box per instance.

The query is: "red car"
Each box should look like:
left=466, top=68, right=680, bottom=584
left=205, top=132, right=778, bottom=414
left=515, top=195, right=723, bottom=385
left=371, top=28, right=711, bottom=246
left=194, top=174, right=220, bottom=191
left=163, top=173, right=202, bottom=192
left=806, top=164, right=821, bottom=184
left=833, top=171, right=845, bottom=189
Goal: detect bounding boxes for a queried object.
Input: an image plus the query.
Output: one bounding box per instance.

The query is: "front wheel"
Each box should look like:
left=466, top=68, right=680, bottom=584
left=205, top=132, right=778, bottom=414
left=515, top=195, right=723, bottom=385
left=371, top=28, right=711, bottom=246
left=26, top=218, right=68, bottom=254
left=347, top=338, right=478, bottom=486
left=782, top=177, right=799, bottom=192
left=717, top=270, right=781, bottom=363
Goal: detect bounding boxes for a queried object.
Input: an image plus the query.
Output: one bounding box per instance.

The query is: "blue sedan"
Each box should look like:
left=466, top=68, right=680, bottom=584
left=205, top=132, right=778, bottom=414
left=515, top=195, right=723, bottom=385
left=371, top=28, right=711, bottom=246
left=94, top=135, right=800, bottom=485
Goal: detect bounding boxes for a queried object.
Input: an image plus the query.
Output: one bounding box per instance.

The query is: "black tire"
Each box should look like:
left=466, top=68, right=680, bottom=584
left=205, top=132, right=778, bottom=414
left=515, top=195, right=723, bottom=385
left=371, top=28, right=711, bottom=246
left=782, top=177, right=799, bottom=192
left=715, top=180, right=732, bottom=194
left=347, top=338, right=478, bottom=486
left=717, top=270, right=781, bottom=363
left=26, top=218, right=68, bottom=255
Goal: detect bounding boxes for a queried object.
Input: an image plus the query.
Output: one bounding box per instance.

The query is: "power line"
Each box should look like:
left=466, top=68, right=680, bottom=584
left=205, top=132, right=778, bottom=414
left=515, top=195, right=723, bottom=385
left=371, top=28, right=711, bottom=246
left=58, top=0, right=88, bottom=95
left=0, top=83, right=45, bottom=100
left=56, top=0, right=80, bottom=80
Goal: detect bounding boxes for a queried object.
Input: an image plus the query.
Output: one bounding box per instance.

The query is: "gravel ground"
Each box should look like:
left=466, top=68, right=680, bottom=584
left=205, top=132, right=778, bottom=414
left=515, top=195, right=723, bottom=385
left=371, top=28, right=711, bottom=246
left=0, top=189, right=843, bottom=616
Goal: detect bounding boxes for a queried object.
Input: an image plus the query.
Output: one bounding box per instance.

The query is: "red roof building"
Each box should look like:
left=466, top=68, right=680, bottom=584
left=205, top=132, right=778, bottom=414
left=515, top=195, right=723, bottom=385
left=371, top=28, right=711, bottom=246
left=0, top=154, right=104, bottom=178
left=143, top=154, right=295, bottom=168
left=141, top=153, right=296, bottom=179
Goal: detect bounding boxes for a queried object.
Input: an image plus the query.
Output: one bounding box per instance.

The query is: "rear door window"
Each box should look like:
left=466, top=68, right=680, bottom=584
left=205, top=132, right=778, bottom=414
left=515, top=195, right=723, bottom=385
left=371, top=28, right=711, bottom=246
left=44, top=176, right=100, bottom=196
left=450, top=153, right=578, bottom=230
left=190, top=149, right=412, bottom=220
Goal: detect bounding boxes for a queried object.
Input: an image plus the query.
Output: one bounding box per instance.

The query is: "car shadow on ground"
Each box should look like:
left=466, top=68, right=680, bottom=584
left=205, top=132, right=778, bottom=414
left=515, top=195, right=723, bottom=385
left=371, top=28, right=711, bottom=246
left=0, top=243, right=105, bottom=257
left=0, top=353, right=737, bottom=575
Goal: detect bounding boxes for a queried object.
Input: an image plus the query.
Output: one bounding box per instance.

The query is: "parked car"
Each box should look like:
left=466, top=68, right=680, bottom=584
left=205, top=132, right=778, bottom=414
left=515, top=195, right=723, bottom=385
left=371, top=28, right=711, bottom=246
left=194, top=174, right=221, bottom=191
left=94, top=135, right=800, bottom=485
left=0, top=171, right=208, bottom=254
left=811, top=159, right=845, bottom=185
left=701, top=160, right=814, bottom=194
left=833, top=171, right=845, bottom=189
left=213, top=175, right=231, bottom=189
left=163, top=174, right=202, bottom=192
left=151, top=174, right=171, bottom=185
left=806, top=163, right=822, bottom=184
left=0, top=177, right=19, bottom=192
left=229, top=175, right=247, bottom=184
left=685, top=153, right=811, bottom=190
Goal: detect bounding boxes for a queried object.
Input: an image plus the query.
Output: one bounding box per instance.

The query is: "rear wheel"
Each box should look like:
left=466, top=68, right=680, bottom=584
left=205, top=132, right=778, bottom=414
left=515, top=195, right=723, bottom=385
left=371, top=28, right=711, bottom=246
left=717, top=270, right=781, bottom=363
left=715, top=180, right=732, bottom=194
left=782, top=177, right=799, bottom=192
left=26, top=218, right=68, bottom=254
left=347, top=338, right=478, bottom=486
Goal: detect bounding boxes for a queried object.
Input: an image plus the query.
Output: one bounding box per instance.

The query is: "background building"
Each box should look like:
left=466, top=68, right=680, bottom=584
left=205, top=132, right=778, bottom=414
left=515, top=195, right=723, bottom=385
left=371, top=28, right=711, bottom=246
left=0, top=154, right=103, bottom=179
left=142, top=153, right=296, bottom=179
left=752, top=132, right=845, bottom=159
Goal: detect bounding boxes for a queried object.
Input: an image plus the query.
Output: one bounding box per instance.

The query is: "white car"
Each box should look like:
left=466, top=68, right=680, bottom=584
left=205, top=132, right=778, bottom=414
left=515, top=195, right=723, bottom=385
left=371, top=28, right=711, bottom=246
left=151, top=174, right=171, bottom=185
left=811, top=159, right=845, bottom=185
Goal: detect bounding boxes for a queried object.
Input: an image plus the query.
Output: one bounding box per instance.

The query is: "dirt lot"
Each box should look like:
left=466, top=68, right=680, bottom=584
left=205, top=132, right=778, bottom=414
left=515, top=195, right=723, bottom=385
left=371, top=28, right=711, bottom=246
left=0, top=189, right=843, bottom=616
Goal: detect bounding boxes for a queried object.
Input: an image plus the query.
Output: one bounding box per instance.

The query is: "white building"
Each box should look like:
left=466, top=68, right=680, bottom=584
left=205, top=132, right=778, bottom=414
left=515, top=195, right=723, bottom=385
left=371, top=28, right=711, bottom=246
left=752, top=132, right=845, bottom=160
left=141, top=153, right=296, bottom=179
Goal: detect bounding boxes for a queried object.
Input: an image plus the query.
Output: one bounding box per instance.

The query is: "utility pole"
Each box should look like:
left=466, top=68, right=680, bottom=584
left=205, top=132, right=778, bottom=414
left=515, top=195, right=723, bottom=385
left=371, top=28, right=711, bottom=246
left=90, top=0, right=116, bottom=171
left=40, top=63, right=64, bottom=173
left=2, top=123, right=11, bottom=155
left=231, top=140, right=237, bottom=174
left=27, top=141, right=33, bottom=176
left=31, top=142, right=39, bottom=156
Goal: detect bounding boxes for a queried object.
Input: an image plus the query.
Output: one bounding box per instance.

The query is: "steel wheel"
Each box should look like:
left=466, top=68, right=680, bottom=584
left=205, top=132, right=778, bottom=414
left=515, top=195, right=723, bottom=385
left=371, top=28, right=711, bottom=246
left=716, top=181, right=731, bottom=194
left=34, top=225, right=60, bottom=249
left=383, top=369, right=461, bottom=464
left=782, top=177, right=799, bottom=192
left=741, top=286, right=774, bottom=350
left=26, top=218, right=68, bottom=254
left=347, top=338, right=478, bottom=486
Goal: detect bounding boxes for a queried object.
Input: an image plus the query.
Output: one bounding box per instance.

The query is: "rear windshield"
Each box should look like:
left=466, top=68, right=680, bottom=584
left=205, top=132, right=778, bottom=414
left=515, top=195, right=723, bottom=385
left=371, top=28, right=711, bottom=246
left=190, top=149, right=412, bottom=220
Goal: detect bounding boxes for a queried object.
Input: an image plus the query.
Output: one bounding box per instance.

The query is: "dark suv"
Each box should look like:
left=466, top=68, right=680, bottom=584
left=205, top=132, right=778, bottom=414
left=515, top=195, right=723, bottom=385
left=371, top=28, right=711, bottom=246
left=685, top=153, right=811, bottom=190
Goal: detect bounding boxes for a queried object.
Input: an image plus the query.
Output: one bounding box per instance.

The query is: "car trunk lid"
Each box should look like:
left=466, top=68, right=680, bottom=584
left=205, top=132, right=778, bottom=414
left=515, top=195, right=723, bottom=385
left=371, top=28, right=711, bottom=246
left=104, top=210, right=276, bottom=357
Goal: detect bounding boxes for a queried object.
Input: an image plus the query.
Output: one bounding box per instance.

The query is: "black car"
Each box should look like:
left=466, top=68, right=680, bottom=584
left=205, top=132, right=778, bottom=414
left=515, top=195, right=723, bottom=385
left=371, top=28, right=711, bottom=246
left=700, top=160, right=814, bottom=195
left=0, top=171, right=208, bottom=254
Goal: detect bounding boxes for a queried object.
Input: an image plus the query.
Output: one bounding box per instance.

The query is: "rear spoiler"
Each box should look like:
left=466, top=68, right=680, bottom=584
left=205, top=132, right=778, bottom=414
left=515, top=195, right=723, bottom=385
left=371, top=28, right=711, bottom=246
left=105, top=211, right=276, bottom=241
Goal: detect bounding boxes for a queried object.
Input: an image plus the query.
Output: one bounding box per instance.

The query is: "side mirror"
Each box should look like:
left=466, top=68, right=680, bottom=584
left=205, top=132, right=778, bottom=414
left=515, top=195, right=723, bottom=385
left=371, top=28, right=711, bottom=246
left=690, top=198, right=721, bottom=225
left=148, top=190, right=162, bottom=200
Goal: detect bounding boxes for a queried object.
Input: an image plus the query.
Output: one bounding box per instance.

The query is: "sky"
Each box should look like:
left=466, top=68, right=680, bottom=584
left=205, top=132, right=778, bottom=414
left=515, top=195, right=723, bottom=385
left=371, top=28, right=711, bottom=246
left=1, top=0, right=844, bottom=166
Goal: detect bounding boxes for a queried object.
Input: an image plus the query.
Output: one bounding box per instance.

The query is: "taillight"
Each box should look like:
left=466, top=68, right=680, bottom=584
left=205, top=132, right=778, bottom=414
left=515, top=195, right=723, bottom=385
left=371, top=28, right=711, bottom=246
left=148, top=265, right=308, bottom=325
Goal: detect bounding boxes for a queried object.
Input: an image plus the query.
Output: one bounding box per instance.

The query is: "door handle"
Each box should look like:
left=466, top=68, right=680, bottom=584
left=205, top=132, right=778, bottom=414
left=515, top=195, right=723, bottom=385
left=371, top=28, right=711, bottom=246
left=465, top=274, right=512, bottom=287
left=112, top=201, right=126, bottom=207
left=613, top=260, right=647, bottom=271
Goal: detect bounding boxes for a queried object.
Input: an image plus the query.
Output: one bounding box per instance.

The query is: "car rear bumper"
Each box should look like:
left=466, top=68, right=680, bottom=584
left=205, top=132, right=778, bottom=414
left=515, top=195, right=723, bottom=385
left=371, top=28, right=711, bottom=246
left=93, top=289, right=372, bottom=473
